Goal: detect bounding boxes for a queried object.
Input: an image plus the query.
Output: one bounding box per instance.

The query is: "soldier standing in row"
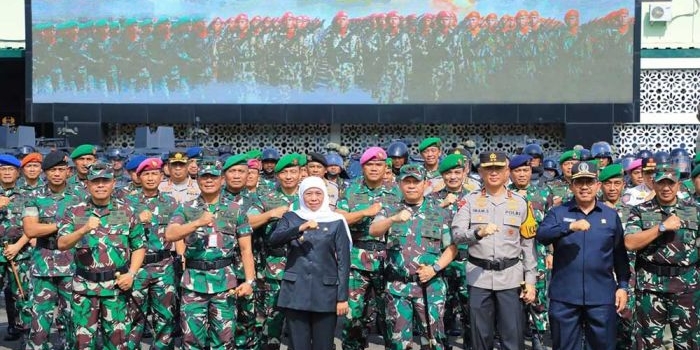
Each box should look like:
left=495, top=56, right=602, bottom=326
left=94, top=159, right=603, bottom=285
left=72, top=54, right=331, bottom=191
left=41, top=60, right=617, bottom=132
left=67, top=144, right=97, bottom=193
left=370, top=164, right=457, bottom=349
left=57, top=163, right=146, bottom=349
left=625, top=167, right=700, bottom=349
left=165, top=161, right=256, bottom=349
left=547, top=150, right=579, bottom=205
left=126, top=158, right=181, bottom=348
left=452, top=151, right=537, bottom=350
left=337, top=147, right=400, bottom=349
left=0, top=154, right=33, bottom=345
left=23, top=152, right=76, bottom=349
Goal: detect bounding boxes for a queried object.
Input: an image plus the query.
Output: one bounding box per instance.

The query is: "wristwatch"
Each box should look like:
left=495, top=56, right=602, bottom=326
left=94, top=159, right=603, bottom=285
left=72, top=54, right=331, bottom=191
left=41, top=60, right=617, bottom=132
left=432, top=263, right=442, bottom=273
left=245, top=279, right=256, bottom=288
left=658, top=223, right=667, bottom=233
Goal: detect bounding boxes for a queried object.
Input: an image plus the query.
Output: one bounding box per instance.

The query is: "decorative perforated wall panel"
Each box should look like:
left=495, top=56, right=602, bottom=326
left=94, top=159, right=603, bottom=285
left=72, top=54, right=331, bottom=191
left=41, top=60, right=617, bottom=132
left=640, top=69, right=700, bottom=114
left=613, top=124, right=699, bottom=156
left=105, top=123, right=565, bottom=157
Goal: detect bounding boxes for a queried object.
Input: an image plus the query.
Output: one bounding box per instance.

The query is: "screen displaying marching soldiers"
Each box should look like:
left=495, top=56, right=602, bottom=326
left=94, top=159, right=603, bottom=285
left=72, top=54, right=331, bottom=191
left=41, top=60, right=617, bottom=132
left=31, top=0, right=634, bottom=104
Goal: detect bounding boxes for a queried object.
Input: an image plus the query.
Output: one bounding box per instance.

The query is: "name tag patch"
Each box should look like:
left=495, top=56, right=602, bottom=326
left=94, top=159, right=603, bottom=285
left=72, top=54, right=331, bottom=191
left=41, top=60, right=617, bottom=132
left=563, top=217, right=576, bottom=223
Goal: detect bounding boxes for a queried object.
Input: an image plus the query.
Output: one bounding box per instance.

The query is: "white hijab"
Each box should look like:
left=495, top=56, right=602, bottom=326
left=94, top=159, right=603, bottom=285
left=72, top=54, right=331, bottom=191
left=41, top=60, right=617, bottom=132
left=294, top=176, right=352, bottom=248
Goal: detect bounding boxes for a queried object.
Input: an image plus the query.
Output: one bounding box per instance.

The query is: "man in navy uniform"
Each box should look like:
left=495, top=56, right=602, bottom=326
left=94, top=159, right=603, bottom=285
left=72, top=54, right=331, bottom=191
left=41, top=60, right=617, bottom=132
left=537, top=161, right=629, bottom=350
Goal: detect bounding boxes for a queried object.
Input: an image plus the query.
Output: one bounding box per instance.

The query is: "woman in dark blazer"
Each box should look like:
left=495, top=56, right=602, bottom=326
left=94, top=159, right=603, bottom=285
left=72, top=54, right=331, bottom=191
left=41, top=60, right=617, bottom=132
left=269, top=176, right=351, bottom=350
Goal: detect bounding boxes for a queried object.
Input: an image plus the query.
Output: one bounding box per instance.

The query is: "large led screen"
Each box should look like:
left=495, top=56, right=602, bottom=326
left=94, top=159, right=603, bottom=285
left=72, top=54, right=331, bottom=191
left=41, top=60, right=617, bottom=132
left=31, top=0, right=634, bottom=104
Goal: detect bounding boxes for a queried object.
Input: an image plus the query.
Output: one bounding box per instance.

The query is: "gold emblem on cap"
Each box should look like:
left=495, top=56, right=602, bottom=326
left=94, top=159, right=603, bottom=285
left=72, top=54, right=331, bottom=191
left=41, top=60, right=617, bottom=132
left=455, top=150, right=461, bottom=155
left=489, top=153, right=497, bottom=162
left=174, top=153, right=183, bottom=160
left=151, top=160, right=158, bottom=167
left=292, top=159, right=298, bottom=166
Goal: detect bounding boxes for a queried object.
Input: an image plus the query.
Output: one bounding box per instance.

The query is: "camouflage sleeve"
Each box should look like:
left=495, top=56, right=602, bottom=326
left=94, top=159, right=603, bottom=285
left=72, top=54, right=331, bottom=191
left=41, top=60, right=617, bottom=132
left=21, top=197, right=38, bottom=218
left=336, top=198, right=349, bottom=212
left=57, top=205, right=74, bottom=237
left=170, top=204, right=187, bottom=225
left=372, top=206, right=389, bottom=224
left=129, top=212, right=146, bottom=250
left=624, top=205, right=643, bottom=235
left=236, top=211, right=253, bottom=238
left=441, top=216, right=453, bottom=248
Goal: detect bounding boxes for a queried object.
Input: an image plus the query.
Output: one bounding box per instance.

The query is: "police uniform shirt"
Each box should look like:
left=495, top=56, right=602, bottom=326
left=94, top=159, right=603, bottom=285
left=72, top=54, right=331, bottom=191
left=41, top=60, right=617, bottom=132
left=451, top=190, right=537, bottom=290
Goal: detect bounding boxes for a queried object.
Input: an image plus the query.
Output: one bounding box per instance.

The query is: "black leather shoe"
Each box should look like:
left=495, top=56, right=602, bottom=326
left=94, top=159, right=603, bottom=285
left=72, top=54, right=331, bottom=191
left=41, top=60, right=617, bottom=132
left=4, top=326, right=21, bottom=341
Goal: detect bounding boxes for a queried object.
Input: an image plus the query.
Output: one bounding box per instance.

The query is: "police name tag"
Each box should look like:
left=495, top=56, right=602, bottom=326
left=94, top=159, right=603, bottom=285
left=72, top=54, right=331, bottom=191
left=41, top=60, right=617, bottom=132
left=208, top=233, right=218, bottom=248
left=563, top=217, right=576, bottom=223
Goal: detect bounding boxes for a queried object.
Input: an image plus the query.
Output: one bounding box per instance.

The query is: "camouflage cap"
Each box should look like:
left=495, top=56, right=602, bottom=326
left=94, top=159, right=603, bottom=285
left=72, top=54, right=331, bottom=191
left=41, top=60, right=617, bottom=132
left=198, top=160, right=222, bottom=177
left=87, top=163, right=114, bottom=180
left=399, top=164, right=426, bottom=181
left=654, top=166, right=680, bottom=183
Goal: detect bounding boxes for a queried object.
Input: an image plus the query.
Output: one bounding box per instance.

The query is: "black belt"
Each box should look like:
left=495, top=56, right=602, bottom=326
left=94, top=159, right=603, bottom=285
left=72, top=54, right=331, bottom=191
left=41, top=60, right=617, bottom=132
left=143, top=250, right=171, bottom=265
left=637, top=259, right=697, bottom=277
left=185, top=257, right=234, bottom=271
left=267, top=247, right=287, bottom=257
left=468, top=257, right=519, bottom=271
left=353, top=240, right=386, bottom=252
left=36, top=237, right=58, bottom=250
left=456, top=249, right=469, bottom=261
left=76, top=265, right=129, bottom=282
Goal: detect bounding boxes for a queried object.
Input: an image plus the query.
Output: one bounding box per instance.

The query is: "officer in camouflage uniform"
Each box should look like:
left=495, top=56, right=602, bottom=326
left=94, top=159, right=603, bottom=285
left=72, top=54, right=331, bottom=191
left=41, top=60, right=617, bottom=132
left=115, top=155, right=146, bottom=200
left=506, top=154, right=553, bottom=350
left=625, top=166, right=700, bottom=350
left=452, top=151, right=538, bottom=350
left=678, top=154, right=700, bottom=204
left=0, top=154, right=34, bottom=344
left=125, top=158, right=181, bottom=349
left=598, top=164, right=637, bottom=350
left=547, top=149, right=579, bottom=205
left=220, top=154, right=263, bottom=349
left=249, top=154, right=302, bottom=350
left=419, top=138, right=443, bottom=187
left=57, top=163, right=146, bottom=349
left=369, top=164, right=457, bottom=349
left=22, top=152, right=76, bottom=350
left=337, top=147, right=401, bottom=349
left=17, top=153, right=44, bottom=194
left=165, top=160, right=256, bottom=350
left=67, top=145, right=97, bottom=194
left=430, top=154, right=474, bottom=342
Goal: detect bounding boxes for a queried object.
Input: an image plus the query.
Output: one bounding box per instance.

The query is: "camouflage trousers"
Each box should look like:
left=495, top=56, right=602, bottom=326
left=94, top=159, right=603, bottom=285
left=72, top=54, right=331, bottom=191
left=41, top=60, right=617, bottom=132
left=616, top=257, right=637, bottom=350
left=129, top=261, right=177, bottom=349
left=386, top=279, right=447, bottom=350
left=234, top=278, right=260, bottom=349
left=72, top=292, right=133, bottom=350
left=26, top=275, right=73, bottom=350
left=260, top=279, right=284, bottom=350
left=0, top=259, right=33, bottom=331
left=181, top=289, right=236, bottom=350
left=529, top=244, right=550, bottom=332
left=342, top=268, right=388, bottom=350
left=635, top=289, right=700, bottom=350
left=443, top=262, right=469, bottom=333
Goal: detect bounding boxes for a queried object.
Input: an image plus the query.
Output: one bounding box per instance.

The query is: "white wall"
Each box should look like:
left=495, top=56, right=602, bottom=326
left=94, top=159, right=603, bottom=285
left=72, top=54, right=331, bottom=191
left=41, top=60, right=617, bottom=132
left=0, top=0, right=25, bottom=48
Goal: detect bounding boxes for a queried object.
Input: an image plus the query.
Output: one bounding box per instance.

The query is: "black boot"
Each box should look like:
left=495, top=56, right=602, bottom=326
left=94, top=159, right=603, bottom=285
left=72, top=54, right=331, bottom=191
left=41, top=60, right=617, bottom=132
left=3, top=325, right=21, bottom=341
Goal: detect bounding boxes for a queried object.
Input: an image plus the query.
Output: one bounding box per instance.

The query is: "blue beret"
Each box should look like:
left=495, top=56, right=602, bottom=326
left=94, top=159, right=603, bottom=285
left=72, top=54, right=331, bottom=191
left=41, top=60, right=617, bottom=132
left=0, top=154, right=20, bottom=168
left=509, top=155, right=532, bottom=169
left=186, top=147, right=202, bottom=159
left=125, top=155, right=147, bottom=171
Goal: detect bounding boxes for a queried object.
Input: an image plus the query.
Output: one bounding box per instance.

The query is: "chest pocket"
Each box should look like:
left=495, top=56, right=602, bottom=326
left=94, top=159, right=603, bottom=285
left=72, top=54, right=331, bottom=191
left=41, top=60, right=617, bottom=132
left=265, top=197, right=288, bottom=211
left=184, top=207, right=204, bottom=222
left=347, top=192, right=370, bottom=210
left=641, top=212, right=663, bottom=230
left=10, top=198, right=25, bottom=215
left=157, top=207, right=174, bottom=227
left=387, top=219, right=410, bottom=250
left=678, top=207, right=698, bottom=231
left=550, top=186, right=568, bottom=199
left=421, top=217, right=443, bottom=255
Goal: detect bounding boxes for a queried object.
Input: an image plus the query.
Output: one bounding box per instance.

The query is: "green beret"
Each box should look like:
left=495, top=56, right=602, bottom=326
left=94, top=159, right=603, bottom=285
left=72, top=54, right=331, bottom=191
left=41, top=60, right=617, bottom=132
left=70, top=144, right=96, bottom=159
left=694, top=153, right=700, bottom=166
left=559, top=150, right=580, bottom=164
left=692, top=165, right=700, bottom=179
left=418, top=137, right=441, bottom=153
left=296, top=153, right=307, bottom=166
left=222, top=154, right=248, bottom=171
left=245, top=149, right=262, bottom=160
left=124, top=18, right=139, bottom=26
left=598, top=164, right=623, bottom=182
left=274, top=154, right=301, bottom=173
left=439, top=154, right=466, bottom=174
left=94, top=19, right=109, bottom=27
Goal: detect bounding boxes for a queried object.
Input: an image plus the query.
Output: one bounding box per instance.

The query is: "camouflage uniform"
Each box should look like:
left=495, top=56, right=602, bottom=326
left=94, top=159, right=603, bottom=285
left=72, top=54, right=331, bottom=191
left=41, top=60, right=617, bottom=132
left=57, top=197, right=145, bottom=349
left=0, top=186, right=33, bottom=338
left=545, top=177, right=573, bottom=203
left=625, top=199, right=700, bottom=350
left=221, top=187, right=262, bottom=349
left=375, top=197, right=453, bottom=349
left=171, top=196, right=252, bottom=349
left=430, top=187, right=471, bottom=340
left=252, top=186, right=299, bottom=350
left=125, top=191, right=179, bottom=349
left=337, top=181, right=401, bottom=349
left=23, top=185, right=77, bottom=349
left=607, top=200, right=636, bottom=350
left=507, top=183, right=553, bottom=335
